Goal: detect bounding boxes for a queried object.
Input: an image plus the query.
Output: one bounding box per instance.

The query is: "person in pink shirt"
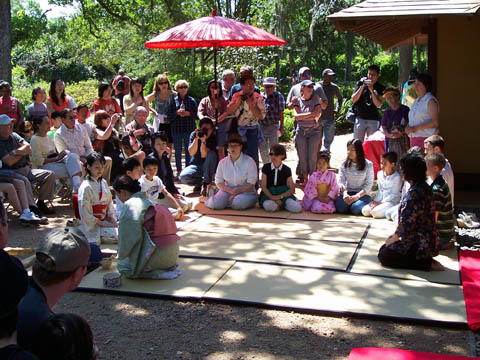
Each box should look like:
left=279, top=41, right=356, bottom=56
left=302, top=150, right=339, bottom=213
left=0, top=81, right=24, bottom=131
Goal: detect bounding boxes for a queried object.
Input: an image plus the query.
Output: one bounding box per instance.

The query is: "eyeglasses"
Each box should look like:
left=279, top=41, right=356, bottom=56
left=177, top=86, right=188, bottom=89
left=269, top=152, right=281, bottom=156
left=300, top=73, right=311, bottom=77
left=159, top=81, right=168, bottom=85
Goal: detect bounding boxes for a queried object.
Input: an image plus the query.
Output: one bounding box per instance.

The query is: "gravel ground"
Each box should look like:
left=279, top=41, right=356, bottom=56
left=6, top=133, right=474, bottom=359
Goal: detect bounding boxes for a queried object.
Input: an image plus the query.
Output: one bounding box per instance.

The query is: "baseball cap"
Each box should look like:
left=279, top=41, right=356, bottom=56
left=0, top=114, right=13, bottom=125
left=298, top=67, right=311, bottom=76
left=0, top=249, right=29, bottom=318
left=263, top=77, right=276, bottom=86
left=36, top=227, right=91, bottom=272
left=0, top=80, right=10, bottom=89
left=300, top=80, right=315, bottom=87
left=322, top=68, right=335, bottom=76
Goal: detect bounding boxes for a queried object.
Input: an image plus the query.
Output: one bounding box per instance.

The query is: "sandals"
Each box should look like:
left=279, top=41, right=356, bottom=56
left=457, top=212, right=480, bottom=229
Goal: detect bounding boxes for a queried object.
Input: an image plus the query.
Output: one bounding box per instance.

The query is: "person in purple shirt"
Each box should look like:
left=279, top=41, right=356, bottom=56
left=381, top=87, right=410, bottom=161
left=27, top=87, right=48, bottom=121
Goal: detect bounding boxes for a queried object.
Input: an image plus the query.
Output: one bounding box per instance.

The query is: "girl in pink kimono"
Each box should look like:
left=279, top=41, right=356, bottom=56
left=302, top=151, right=339, bottom=213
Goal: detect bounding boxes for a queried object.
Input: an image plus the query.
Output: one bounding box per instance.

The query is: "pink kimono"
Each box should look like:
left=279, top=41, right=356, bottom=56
left=302, top=170, right=340, bottom=213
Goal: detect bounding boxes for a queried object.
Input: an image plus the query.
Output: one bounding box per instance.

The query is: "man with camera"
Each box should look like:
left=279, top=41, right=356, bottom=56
left=351, top=64, right=385, bottom=142
left=179, top=117, right=218, bottom=196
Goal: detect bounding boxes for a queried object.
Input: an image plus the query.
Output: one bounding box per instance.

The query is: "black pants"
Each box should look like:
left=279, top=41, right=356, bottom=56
left=378, top=244, right=432, bottom=271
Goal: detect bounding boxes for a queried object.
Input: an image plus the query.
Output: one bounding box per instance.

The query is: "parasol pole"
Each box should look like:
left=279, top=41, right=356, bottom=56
left=213, top=45, right=218, bottom=128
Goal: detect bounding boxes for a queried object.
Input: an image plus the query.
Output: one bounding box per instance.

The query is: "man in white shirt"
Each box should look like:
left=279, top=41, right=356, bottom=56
left=55, top=109, right=112, bottom=183
left=205, top=134, right=257, bottom=210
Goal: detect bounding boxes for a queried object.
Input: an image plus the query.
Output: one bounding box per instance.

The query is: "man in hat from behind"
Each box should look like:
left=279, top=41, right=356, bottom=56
left=318, top=68, right=343, bottom=151
left=259, top=77, right=285, bottom=164
left=16, top=227, right=91, bottom=350
left=0, top=249, right=39, bottom=359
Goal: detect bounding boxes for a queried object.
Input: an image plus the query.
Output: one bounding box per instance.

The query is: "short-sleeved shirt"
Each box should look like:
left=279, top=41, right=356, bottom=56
left=431, top=175, right=455, bottom=245
left=381, top=105, right=410, bottom=133
left=286, top=83, right=327, bottom=105
left=188, top=131, right=217, bottom=166
left=0, top=133, right=28, bottom=169
left=352, top=81, right=385, bottom=121
left=139, top=175, right=166, bottom=202
left=320, top=82, right=342, bottom=121
left=294, top=95, right=321, bottom=129
left=17, top=278, right=55, bottom=349
left=27, top=102, right=48, bottom=120
left=93, top=98, right=122, bottom=115
left=0, top=96, right=20, bottom=123
left=260, top=90, right=285, bottom=126
left=262, top=162, right=292, bottom=188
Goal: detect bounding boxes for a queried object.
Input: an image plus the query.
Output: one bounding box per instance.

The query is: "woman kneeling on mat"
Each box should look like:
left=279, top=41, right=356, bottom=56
left=259, top=144, right=302, bottom=213
left=206, top=133, right=257, bottom=210
left=114, top=175, right=181, bottom=279
left=378, top=153, right=443, bottom=271
left=335, top=139, right=374, bottom=215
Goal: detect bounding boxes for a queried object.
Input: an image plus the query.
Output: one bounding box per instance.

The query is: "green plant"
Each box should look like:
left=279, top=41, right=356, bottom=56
left=279, top=109, right=295, bottom=142
left=66, top=80, right=99, bottom=109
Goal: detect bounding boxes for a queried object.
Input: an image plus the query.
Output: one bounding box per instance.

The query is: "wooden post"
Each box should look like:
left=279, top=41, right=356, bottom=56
left=427, top=19, right=438, bottom=95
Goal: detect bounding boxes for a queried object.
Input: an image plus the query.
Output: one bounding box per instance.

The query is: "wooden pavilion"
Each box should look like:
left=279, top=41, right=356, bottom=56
left=328, top=0, right=480, bottom=190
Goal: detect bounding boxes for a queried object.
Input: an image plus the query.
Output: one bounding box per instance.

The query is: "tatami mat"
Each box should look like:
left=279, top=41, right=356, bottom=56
left=181, top=215, right=369, bottom=243
left=194, top=202, right=291, bottom=219
left=204, top=262, right=467, bottom=324
left=78, top=257, right=235, bottom=298
left=178, top=231, right=358, bottom=270
left=351, top=225, right=461, bottom=285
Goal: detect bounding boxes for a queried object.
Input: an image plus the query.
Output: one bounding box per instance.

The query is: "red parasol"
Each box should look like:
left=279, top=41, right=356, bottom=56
left=144, top=10, right=286, bottom=81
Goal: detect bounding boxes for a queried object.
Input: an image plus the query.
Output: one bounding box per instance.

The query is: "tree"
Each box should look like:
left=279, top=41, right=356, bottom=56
left=0, top=0, right=12, bottom=83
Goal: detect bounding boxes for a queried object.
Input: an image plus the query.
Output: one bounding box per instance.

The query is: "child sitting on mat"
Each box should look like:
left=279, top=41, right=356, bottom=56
left=426, top=153, right=455, bottom=250
left=362, top=151, right=402, bottom=219
left=259, top=144, right=302, bottom=213
left=78, top=152, right=117, bottom=245
left=139, top=157, right=184, bottom=220
left=302, top=151, right=339, bottom=214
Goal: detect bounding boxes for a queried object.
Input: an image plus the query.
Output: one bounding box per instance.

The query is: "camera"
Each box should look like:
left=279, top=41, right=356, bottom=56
left=197, top=129, right=207, bottom=138
left=360, top=78, right=372, bottom=86
left=241, top=93, right=250, bottom=101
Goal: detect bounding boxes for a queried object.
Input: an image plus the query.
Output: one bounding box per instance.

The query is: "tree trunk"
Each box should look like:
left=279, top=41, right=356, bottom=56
left=345, top=31, right=355, bottom=81
left=0, top=0, right=12, bottom=83
left=398, top=44, right=413, bottom=88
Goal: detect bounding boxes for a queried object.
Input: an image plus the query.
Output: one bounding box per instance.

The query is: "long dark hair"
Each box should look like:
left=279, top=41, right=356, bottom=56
left=113, top=174, right=141, bottom=194
left=85, top=152, right=106, bottom=179
left=344, top=139, right=366, bottom=171
left=207, top=79, right=221, bottom=99
left=49, top=78, right=66, bottom=106
left=129, top=78, right=144, bottom=99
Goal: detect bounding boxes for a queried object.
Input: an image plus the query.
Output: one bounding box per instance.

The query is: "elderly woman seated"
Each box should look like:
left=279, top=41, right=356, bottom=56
left=113, top=175, right=181, bottom=279
left=205, top=133, right=257, bottom=210
left=378, top=153, right=444, bottom=271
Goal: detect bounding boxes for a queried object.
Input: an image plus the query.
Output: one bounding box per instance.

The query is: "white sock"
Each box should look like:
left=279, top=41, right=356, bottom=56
left=73, top=176, right=82, bottom=187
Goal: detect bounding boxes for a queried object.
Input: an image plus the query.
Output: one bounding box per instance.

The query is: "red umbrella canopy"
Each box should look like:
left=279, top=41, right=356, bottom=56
left=144, top=10, right=286, bottom=49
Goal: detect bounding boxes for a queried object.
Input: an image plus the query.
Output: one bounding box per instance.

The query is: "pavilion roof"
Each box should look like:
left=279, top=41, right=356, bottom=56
left=328, top=0, right=480, bottom=49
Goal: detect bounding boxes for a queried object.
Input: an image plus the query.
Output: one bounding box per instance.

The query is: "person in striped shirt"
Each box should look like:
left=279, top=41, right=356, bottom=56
left=426, top=153, right=455, bottom=250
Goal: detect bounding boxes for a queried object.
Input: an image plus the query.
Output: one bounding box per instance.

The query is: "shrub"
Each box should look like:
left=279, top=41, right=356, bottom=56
left=66, top=79, right=99, bottom=110
left=279, top=109, right=295, bottom=142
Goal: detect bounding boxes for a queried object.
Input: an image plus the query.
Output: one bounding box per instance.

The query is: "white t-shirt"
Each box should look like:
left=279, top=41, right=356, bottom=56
left=139, top=175, right=166, bottom=203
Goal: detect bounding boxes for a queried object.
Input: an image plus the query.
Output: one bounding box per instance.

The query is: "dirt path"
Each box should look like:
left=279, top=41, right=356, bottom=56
left=5, top=133, right=473, bottom=359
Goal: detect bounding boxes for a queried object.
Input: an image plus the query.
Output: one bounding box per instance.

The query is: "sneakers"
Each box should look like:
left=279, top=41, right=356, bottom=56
left=19, top=209, right=41, bottom=224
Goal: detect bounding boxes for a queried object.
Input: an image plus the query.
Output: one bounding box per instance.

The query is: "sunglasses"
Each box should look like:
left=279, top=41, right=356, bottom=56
left=159, top=81, right=168, bottom=85
left=269, top=152, right=281, bottom=156
left=177, top=86, right=188, bottom=89
left=300, top=73, right=311, bottom=77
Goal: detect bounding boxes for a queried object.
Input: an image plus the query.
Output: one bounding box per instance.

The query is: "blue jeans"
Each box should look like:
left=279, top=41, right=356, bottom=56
left=179, top=151, right=218, bottom=186
left=354, top=117, right=379, bottom=143
left=205, top=185, right=257, bottom=210
left=241, top=127, right=260, bottom=170
left=295, top=127, right=322, bottom=175
left=172, top=132, right=191, bottom=174
left=335, top=191, right=372, bottom=215
left=321, top=119, right=335, bottom=151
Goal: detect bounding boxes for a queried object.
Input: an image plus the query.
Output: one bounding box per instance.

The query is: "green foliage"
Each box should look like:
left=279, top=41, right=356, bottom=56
left=12, top=80, right=49, bottom=116
left=279, top=109, right=295, bottom=142
left=66, top=80, right=99, bottom=109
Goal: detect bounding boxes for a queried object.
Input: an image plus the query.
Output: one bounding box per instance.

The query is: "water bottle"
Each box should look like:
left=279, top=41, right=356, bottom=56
left=180, top=101, right=185, bottom=111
